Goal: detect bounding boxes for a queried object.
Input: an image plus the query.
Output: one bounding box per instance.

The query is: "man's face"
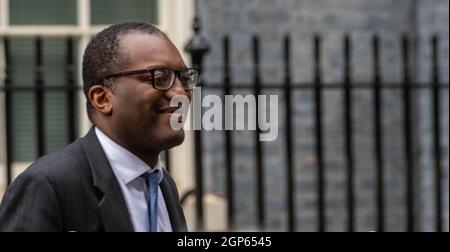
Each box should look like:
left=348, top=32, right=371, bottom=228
left=108, top=32, right=191, bottom=155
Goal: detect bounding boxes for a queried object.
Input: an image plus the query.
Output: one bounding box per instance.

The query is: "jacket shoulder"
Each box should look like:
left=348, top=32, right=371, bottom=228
left=24, top=138, right=89, bottom=181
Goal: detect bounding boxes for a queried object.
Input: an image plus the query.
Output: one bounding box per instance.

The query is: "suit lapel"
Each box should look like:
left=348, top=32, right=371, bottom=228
left=81, top=128, right=134, bottom=232
left=160, top=170, right=188, bottom=232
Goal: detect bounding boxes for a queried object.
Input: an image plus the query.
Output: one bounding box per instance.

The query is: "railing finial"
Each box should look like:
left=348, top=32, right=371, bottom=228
left=185, top=0, right=210, bottom=68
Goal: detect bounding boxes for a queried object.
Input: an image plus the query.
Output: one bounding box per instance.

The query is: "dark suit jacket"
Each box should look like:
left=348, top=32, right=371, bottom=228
left=0, top=128, right=187, bottom=232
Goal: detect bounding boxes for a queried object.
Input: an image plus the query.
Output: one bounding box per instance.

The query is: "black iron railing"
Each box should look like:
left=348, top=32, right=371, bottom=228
left=0, top=29, right=448, bottom=232
left=183, top=18, right=448, bottom=232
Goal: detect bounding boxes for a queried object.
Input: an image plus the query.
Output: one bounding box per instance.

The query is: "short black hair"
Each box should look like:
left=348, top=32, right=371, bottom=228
left=82, top=22, right=164, bottom=119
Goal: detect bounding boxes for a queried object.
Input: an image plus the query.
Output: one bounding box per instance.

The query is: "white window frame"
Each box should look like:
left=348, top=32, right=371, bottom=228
left=0, top=0, right=196, bottom=196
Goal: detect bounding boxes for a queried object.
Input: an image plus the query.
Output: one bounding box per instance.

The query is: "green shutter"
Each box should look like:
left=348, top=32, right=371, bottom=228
left=10, top=38, right=78, bottom=162
left=10, top=0, right=77, bottom=25
left=8, top=0, right=158, bottom=162
left=91, top=0, right=158, bottom=25
left=43, top=39, right=79, bottom=154
left=10, top=39, right=36, bottom=162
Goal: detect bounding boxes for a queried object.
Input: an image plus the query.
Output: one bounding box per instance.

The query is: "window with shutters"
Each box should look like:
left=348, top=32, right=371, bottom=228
left=1, top=0, right=158, bottom=162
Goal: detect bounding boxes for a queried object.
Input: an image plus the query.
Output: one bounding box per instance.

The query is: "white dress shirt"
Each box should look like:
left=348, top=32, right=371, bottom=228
left=95, top=127, right=173, bottom=232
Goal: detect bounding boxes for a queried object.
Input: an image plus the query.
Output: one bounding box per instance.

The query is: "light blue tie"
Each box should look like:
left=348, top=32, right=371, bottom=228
left=141, top=170, right=161, bottom=232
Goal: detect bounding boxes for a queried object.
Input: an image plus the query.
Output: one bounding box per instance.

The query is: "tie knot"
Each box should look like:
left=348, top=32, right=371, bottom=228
left=141, top=170, right=161, bottom=183
left=141, top=170, right=161, bottom=190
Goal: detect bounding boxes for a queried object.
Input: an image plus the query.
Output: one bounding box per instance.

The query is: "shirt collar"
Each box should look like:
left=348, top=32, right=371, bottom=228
left=95, top=127, right=164, bottom=185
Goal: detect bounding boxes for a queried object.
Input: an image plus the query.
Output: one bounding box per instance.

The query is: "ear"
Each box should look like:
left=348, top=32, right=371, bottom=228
left=88, top=85, right=113, bottom=115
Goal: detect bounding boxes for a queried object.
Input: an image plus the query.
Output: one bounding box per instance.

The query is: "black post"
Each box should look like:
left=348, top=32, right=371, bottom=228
left=253, top=35, right=265, bottom=231
left=66, top=37, right=76, bottom=143
left=314, top=35, right=326, bottom=232
left=284, top=34, right=296, bottom=232
left=223, top=35, right=235, bottom=230
left=402, top=35, right=415, bottom=232
left=35, top=37, right=45, bottom=158
left=372, top=35, right=385, bottom=232
left=431, top=35, right=443, bottom=232
left=185, top=7, right=210, bottom=231
left=3, top=38, right=13, bottom=185
left=343, top=35, right=355, bottom=232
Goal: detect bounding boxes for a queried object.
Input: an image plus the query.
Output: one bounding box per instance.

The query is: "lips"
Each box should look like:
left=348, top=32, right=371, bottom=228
left=159, top=106, right=181, bottom=114
left=158, top=105, right=186, bottom=125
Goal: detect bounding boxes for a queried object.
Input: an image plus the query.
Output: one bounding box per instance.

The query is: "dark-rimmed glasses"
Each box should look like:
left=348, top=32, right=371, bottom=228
left=99, top=67, right=199, bottom=91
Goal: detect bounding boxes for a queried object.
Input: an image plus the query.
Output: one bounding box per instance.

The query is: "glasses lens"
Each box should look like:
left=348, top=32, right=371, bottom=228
left=180, top=69, right=199, bottom=90
left=153, top=69, right=175, bottom=90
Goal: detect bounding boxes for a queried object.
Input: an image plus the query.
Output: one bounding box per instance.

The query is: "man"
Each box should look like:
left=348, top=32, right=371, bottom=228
left=0, top=23, right=196, bottom=232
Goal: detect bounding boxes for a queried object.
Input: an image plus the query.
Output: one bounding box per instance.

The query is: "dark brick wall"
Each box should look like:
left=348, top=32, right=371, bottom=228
left=196, top=0, right=449, bottom=231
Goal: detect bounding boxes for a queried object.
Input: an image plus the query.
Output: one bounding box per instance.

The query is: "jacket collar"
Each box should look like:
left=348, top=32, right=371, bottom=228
left=80, top=127, right=186, bottom=232
left=160, top=170, right=187, bottom=232
left=81, top=127, right=134, bottom=232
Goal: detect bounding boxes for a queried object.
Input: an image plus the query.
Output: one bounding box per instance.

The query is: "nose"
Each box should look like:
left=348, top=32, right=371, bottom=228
left=165, top=77, right=192, bottom=101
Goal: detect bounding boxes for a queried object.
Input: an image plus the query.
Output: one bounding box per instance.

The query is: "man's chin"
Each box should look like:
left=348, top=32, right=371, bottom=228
left=162, top=129, right=186, bottom=149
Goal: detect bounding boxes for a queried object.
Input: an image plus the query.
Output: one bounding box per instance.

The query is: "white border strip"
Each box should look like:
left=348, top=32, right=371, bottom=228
left=0, top=0, right=9, bottom=30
